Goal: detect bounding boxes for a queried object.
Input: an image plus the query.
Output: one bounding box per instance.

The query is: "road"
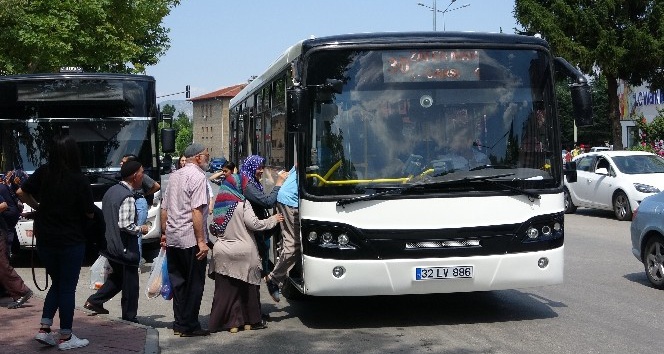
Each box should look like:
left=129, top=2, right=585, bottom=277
left=11, top=207, right=659, bottom=354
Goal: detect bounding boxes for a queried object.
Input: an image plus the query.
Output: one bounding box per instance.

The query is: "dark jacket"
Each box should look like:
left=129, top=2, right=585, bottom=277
left=101, top=183, right=139, bottom=266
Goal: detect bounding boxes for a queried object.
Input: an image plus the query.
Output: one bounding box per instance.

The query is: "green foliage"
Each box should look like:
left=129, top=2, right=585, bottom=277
left=514, top=0, right=664, bottom=150
left=0, top=0, right=180, bottom=74
left=172, top=111, right=192, bottom=155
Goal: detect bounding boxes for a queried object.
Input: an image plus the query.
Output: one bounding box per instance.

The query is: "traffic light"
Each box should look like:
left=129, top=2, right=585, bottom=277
left=186, top=85, right=190, bottom=99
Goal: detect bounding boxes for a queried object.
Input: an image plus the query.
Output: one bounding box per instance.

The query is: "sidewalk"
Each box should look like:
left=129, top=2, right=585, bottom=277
left=0, top=295, right=159, bottom=354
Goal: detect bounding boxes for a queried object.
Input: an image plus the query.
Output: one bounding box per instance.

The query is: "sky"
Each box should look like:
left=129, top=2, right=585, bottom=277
left=146, top=0, right=520, bottom=103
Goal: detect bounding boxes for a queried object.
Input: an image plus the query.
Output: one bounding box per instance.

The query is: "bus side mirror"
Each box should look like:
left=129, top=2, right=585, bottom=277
left=571, top=83, right=593, bottom=127
left=564, top=161, right=577, bottom=183
left=161, top=128, right=176, bottom=153
left=554, top=57, right=593, bottom=127
left=287, top=86, right=307, bottom=131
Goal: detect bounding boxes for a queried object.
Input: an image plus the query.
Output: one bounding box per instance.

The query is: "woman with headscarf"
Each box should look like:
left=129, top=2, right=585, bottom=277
left=0, top=169, right=33, bottom=309
left=208, top=173, right=283, bottom=333
left=239, top=155, right=287, bottom=277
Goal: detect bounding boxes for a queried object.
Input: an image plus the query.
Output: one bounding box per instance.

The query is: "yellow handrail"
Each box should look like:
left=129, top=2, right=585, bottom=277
left=306, top=173, right=410, bottom=185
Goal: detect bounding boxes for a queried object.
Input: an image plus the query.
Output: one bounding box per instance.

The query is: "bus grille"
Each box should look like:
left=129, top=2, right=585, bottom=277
left=405, top=240, right=481, bottom=249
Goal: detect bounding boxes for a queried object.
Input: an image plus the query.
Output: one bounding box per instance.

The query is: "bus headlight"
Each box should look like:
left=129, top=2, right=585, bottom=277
left=307, top=231, right=318, bottom=242
left=321, top=232, right=333, bottom=244
left=526, top=227, right=539, bottom=239
left=338, top=233, right=349, bottom=246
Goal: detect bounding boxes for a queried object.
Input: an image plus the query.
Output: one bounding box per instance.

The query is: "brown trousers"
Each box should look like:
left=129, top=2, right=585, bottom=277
left=0, top=232, right=29, bottom=299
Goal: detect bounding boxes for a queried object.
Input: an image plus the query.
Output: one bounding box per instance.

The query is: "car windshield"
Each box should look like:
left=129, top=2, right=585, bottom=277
left=612, top=155, right=664, bottom=174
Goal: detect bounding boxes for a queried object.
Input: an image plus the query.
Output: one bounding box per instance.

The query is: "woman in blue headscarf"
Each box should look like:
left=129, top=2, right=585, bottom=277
left=238, top=155, right=287, bottom=277
left=208, top=173, right=283, bottom=333
left=0, top=169, right=33, bottom=309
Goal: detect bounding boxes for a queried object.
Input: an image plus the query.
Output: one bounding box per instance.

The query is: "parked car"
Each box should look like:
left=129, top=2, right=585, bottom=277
left=564, top=151, right=664, bottom=220
left=589, top=146, right=611, bottom=152
left=209, top=157, right=226, bottom=172
left=630, top=191, right=664, bottom=289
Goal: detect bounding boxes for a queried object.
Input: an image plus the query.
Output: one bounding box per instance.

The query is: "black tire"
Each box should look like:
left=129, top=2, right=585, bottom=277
left=613, top=191, right=632, bottom=221
left=643, top=236, right=664, bottom=290
left=563, top=187, right=577, bottom=214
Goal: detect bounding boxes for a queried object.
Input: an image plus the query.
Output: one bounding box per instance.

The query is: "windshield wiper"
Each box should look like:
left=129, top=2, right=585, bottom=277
left=336, top=172, right=519, bottom=207
left=483, top=179, right=541, bottom=200
left=469, top=164, right=516, bottom=171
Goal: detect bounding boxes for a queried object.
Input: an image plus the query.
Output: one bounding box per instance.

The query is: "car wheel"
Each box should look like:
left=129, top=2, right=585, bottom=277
left=643, top=236, right=664, bottom=289
left=563, top=187, right=577, bottom=214
left=613, top=191, right=632, bottom=221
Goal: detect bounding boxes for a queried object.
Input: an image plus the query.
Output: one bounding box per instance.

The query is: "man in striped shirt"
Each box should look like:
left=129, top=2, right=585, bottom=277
left=160, top=143, right=211, bottom=337
left=84, top=160, right=149, bottom=323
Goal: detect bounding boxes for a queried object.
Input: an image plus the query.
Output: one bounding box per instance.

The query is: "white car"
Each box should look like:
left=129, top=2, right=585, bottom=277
left=564, top=151, right=664, bottom=221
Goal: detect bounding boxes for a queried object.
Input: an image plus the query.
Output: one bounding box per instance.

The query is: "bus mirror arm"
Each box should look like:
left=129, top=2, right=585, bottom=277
left=554, top=57, right=593, bottom=128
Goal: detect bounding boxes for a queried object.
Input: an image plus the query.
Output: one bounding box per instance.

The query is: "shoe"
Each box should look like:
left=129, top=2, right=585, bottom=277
left=35, top=331, right=57, bottom=346
left=173, top=330, right=181, bottom=336
left=8, top=289, right=33, bottom=309
left=229, top=327, right=239, bottom=333
left=179, top=329, right=210, bottom=337
left=261, top=312, right=270, bottom=321
left=265, top=278, right=280, bottom=302
left=83, top=301, right=109, bottom=315
left=58, top=334, right=89, bottom=350
left=248, top=319, right=268, bottom=330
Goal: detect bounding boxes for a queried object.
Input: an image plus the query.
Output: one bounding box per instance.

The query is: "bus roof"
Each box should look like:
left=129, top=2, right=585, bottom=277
left=230, top=31, right=549, bottom=107
left=0, top=72, right=155, bottom=83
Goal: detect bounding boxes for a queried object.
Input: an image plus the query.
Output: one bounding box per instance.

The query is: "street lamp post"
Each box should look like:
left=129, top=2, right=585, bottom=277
left=417, top=0, right=470, bottom=31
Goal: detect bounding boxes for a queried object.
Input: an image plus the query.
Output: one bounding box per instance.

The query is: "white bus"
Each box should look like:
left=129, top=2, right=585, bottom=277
left=0, top=72, right=175, bottom=257
left=229, top=32, right=591, bottom=298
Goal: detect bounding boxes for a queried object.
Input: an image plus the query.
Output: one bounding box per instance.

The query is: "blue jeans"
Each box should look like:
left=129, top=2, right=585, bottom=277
left=135, top=197, right=148, bottom=261
left=37, top=243, right=85, bottom=336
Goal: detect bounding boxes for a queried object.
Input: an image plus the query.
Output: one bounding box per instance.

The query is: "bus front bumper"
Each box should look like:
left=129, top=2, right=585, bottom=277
left=301, top=246, right=563, bottom=296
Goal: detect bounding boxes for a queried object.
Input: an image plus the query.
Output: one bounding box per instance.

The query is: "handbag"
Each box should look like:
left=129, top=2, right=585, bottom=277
left=89, top=255, right=112, bottom=290
left=145, top=248, right=166, bottom=299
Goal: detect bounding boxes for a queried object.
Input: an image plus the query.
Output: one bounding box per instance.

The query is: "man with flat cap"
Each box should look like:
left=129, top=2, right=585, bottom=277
left=160, top=143, right=211, bottom=337
left=84, top=160, right=149, bottom=323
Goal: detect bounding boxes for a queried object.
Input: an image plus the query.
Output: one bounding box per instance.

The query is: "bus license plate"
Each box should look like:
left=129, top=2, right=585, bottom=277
left=415, top=266, right=473, bottom=280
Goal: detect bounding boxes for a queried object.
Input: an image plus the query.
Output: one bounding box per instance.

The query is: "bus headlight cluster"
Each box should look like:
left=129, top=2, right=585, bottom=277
left=523, top=221, right=563, bottom=242
left=307, top=230, right=356, bottom=249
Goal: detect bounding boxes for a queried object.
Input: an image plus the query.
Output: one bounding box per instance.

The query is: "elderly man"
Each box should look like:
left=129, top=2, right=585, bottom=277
left=160, top=143, right=211, bottom=337
left=84, top=160, right=149, bottom=323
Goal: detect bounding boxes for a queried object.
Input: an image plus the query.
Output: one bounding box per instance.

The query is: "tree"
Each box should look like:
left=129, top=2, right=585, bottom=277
left=0, top=0, right=180, bottom=74
left=632, top=110, right=664, bottom=155
left=514, top=1, right=664, bottom=150
left=174, top=112, right=192, bottom=155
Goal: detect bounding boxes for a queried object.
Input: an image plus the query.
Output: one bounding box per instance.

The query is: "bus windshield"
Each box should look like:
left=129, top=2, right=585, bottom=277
left=304, top=48, right=560, bottom=196
left=0, top=118, right=153, bottom=173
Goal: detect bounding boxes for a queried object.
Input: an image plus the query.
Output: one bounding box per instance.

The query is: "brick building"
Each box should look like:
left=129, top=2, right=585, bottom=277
left=189, top=84, right=245, bottom=159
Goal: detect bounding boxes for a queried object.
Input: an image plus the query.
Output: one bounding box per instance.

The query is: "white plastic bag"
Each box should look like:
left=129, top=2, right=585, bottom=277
left=89, top=255, right=112, bottom=290
left=145, top=248, right=166, bottom=299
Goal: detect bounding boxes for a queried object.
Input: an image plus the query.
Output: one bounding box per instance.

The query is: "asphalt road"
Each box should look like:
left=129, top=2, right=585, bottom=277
left=10, top=207, right=660, bottom=354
